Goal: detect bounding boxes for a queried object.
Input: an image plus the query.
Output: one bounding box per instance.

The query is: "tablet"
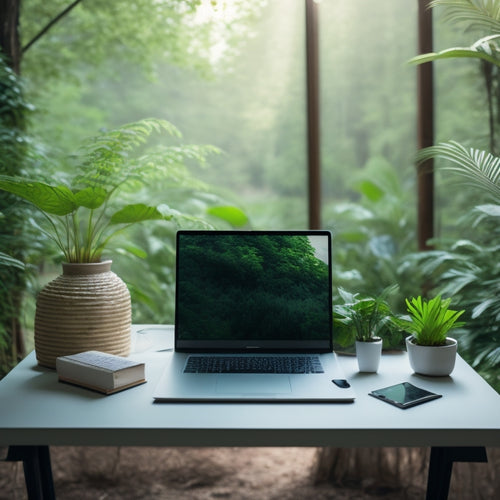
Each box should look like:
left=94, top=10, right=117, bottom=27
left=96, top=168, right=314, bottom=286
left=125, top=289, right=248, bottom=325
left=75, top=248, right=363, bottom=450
left=369, top=382, right=442, bottom=409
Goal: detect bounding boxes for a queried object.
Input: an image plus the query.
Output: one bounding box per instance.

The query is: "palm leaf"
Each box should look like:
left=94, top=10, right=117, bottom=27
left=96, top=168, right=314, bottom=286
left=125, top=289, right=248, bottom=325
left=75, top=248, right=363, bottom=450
left=429, top=0, right=500, bottom=34
left=0, top=252, right=25, bottom=270
left=416, top=141, right=500, bottom=203
left=409, top=36, right=500, bottom=67
left=476, top=203, right=500, bottom=216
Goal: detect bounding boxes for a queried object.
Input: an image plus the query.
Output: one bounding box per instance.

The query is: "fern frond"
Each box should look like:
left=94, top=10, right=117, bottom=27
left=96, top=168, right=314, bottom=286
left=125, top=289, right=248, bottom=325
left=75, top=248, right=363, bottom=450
left=73, top=118, right=182, bottom=192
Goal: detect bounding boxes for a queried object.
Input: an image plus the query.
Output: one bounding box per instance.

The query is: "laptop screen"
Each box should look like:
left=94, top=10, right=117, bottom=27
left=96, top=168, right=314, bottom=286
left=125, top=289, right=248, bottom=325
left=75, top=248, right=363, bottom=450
left=175, top=230, right=333, bottom=352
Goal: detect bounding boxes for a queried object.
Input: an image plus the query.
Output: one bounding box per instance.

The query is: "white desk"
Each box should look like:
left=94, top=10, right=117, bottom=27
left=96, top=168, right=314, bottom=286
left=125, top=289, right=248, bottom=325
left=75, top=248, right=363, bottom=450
left=1, top=325, right=499, bottom=499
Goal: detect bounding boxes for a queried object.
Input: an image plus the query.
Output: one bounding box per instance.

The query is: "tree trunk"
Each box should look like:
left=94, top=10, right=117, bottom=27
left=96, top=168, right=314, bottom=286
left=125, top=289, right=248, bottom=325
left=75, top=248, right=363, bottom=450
left=314, top=447, right=499, bottom=498
left=0, top=0, right=89, bottom=377
left=0, top=0, right=22, bottom=72
left=0, top=0, right=26, bottom=374
left=314, top=447, right=429, bottom=492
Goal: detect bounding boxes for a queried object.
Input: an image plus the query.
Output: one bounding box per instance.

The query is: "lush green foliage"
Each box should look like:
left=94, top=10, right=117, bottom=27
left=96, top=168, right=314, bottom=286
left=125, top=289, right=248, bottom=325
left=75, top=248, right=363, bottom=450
left=176, top=234, right=330, bottom=341
left=333, top=285, right=402, bottom=346
left=325, top=157, right=419, bottom=301
left=402, top=295, right=466, bottom=346
left=113, top=224, right=177, bottom=325
left=410, top=141, right=500, bottom=386
left=404, top=235, right=499, bottom=381
left=0, top=55, right=36, bottom=376
left=22, top=0, right=215, bottom=84
left=0, top=118, right=246, bottom=263
left=410, top=1, right=500, bottom=388
left=0, top=251, right=25, bottom=375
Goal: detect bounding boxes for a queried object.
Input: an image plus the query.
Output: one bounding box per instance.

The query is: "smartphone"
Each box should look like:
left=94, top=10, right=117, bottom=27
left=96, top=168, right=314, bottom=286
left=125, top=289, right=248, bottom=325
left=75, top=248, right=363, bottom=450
left=369, top=382, right=442, bottom=409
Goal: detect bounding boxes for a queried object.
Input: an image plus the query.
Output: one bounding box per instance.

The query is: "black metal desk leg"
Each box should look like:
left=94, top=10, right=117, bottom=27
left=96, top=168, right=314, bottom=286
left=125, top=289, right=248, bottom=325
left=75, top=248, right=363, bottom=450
left=6, top=445, right=56, bottom=500
left=37, top=445, right=56, bottom=499
left=426, top=446, right=488, bottom=500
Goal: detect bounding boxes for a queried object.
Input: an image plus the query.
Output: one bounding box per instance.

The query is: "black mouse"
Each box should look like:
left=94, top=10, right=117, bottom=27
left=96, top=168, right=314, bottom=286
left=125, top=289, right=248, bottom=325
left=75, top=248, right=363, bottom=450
left=332, top=379, right=350, bottom=389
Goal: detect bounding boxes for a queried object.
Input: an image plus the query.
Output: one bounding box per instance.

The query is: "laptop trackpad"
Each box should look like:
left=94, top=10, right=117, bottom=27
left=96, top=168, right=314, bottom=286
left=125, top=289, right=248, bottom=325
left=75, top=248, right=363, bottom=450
left=216, top=375, right=292, bottom=394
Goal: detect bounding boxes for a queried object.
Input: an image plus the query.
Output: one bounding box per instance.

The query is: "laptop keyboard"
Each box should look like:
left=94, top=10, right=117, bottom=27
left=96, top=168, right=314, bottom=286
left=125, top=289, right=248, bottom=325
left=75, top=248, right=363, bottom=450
left=184, top=355, right=324, bottom=374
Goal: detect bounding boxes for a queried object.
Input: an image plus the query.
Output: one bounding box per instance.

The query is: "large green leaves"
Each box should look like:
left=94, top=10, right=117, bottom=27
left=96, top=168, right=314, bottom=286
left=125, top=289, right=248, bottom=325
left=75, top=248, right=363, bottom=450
left=73, top=186, right=108, bottom=209
left=0, top=175, right=77, bottom=215
left=206, top=205, right=248, bottom=227
left=0, top=176, right=110, bottom=214
left=109, top=203, right=177, bottom=224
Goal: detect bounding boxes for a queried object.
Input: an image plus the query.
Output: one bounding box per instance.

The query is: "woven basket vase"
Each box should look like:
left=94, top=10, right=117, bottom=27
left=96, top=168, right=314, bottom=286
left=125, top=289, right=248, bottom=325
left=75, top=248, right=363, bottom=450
left=34, top=260, right=131, bottom=368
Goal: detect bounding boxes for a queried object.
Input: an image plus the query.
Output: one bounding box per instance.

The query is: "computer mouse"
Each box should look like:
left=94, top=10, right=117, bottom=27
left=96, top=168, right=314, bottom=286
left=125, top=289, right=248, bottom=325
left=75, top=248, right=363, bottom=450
left=332, top=379, right=350, bottom=389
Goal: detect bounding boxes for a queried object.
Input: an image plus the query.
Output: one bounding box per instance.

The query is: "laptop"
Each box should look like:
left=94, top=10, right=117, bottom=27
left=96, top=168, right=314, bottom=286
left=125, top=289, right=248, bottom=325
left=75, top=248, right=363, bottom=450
left=153, top=230, right=355, bottom=402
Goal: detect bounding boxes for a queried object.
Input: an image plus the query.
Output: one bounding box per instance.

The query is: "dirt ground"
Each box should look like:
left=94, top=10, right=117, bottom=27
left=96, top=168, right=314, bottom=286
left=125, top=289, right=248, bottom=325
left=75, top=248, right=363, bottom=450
left=2, top=446, right=497, bottom=500
left=0, top=446, right=425, bottom=500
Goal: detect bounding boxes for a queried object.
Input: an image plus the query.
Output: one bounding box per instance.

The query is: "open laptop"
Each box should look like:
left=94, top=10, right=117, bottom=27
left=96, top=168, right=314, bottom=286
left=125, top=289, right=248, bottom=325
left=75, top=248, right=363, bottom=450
left=153, top=230, right=355, bottom=402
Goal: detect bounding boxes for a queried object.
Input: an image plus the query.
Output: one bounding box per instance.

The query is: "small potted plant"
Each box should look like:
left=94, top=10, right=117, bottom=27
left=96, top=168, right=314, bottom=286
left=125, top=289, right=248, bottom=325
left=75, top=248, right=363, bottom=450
left=333, top=285, right=400, bottom=373
left=403, top=295, right=466, bottom=376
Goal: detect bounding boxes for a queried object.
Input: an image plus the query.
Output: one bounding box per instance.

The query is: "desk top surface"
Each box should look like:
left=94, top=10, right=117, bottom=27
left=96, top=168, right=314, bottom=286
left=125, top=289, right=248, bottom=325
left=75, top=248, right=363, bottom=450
left=1, top=325, right=499, bottom=448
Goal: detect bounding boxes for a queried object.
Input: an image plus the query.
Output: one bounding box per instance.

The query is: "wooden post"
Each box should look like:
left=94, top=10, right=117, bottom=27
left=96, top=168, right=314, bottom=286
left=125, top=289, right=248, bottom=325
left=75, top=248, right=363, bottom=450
left=305, top=0, right=321, bottom=229
left=417, top=0, right=435, bottom=250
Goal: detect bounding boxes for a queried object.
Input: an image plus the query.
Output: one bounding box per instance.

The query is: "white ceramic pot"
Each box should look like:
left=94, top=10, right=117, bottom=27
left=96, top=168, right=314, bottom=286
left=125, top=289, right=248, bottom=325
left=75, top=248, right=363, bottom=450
left=406, top=335, right=457, bottom=376
left=355, top=339, right=383, bottom=373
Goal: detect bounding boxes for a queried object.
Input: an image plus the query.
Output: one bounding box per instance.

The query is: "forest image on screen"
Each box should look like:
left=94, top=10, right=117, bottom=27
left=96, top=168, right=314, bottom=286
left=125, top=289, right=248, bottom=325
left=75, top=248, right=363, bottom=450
left=177, top=234, right=330, bottom=341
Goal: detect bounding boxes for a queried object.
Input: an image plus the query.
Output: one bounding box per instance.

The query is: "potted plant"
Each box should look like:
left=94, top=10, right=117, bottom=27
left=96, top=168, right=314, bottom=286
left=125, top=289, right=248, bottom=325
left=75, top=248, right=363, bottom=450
left=0, top=118, right=244, bottom=368
left=402, top=295, right=466, bottom=376
left=333, top=285, right=401, bottom=373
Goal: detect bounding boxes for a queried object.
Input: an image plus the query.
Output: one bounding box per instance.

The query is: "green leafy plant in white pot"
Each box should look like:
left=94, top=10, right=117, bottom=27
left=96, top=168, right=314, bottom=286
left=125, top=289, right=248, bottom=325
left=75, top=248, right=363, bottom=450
left=0, top=118, right=245, bottom=368
left=403, top=295, right=466, bottom=376
left=333, top=285, right=401, bottom=373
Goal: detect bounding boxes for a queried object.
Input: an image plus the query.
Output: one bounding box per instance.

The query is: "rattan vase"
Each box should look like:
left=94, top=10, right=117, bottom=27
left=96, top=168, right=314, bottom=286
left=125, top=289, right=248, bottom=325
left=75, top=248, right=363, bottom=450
left=34, top=260, right=131, bottom=368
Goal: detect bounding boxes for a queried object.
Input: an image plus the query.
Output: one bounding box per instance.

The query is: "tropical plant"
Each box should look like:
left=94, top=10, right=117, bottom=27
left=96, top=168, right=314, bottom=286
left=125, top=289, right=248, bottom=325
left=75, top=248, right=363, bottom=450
left=402, top=295, right=466, bottom=346
left=333, top=285, right=402, bottom=346
left=407, top=0, right=500, bottom=389
left=0, top=118, right=247, bottom=264
left=402, top=235, right=499, bottom=379
left=409, top=0, right=500, bottom=151
left=414, top=140, right=500, bottom=385
left=409, top=0, right=500, bottom=68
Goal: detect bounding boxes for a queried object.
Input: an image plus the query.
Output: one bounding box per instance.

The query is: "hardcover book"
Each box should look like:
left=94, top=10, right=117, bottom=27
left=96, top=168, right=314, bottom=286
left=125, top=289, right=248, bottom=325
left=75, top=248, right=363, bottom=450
left=56, top=351, right=146, bottom=394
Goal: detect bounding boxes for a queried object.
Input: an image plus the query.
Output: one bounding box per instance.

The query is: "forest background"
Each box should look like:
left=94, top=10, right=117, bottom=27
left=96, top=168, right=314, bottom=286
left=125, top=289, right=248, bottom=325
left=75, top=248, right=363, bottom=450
left=0, top=0, right=498, bottom=391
